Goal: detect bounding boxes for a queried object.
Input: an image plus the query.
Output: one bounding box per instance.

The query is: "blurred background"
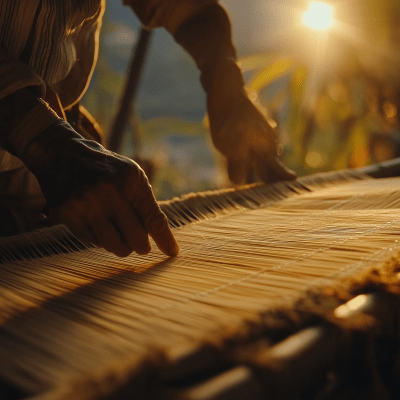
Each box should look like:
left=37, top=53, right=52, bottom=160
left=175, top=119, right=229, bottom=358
left=82, top=0, right=400, bottom=200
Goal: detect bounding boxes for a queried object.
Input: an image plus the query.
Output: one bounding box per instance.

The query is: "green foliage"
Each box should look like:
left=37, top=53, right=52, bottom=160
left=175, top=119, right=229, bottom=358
left=140, top=117, right=208, bottom=140
left=242, top=31, right=400, bottom=175
left=242, top=55, right=296, bottom=92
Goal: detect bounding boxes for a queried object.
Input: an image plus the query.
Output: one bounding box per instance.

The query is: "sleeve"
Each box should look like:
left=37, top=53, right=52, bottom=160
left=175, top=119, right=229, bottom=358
left=0, top=49, right=61, bottom=159
left=0, top=49, right=45, bottom=100
left=122, top=0, right=218, bottom=35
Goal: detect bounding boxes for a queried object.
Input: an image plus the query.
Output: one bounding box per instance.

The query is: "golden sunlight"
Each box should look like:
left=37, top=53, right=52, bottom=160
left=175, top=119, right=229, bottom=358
left=303, top=1, right=334, bottom=31
left=334, top=294, right=369, bottom=318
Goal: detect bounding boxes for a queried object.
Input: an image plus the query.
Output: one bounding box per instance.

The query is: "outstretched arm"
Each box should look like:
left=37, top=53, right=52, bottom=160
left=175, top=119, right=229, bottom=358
left=124, top=0, right=296, bottom=184
left=0, top=2, right=178, bottom=258
left=0, top=53, right=179, bottom=258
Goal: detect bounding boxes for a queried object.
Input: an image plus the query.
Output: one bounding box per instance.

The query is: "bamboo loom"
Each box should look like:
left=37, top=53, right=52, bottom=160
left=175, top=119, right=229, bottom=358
left=1, top=164, right=400, bottom=400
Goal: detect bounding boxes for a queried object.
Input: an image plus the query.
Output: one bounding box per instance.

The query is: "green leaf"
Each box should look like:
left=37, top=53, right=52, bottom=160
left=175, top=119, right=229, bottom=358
left=289, top=66, right=307, bottom=103
left=247, top=56, right=296, bottom=92
left=238, top=54, right=277, bottom=72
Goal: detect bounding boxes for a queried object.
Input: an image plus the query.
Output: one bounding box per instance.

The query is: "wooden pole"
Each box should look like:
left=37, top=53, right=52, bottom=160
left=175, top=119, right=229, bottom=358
left=107, top=28, right=152, bottom=153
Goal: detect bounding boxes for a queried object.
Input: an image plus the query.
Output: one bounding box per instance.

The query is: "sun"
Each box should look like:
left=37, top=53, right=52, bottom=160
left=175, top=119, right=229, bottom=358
left=302, top=1, right=334, bottom=31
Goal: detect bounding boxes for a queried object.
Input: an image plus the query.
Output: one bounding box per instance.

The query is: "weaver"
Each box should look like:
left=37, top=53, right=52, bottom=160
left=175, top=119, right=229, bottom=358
left=1, top=165, right=400, bottom=400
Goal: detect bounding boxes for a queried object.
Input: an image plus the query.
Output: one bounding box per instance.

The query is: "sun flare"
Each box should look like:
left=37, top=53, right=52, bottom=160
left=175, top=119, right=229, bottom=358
left=303, top=1, right=334, bottom=31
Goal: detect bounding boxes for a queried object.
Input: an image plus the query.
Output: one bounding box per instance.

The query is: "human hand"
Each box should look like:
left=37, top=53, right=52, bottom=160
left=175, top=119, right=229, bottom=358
left=206, top=63, right=296, bottom=185
left=24, top=121, right=179, bottom=258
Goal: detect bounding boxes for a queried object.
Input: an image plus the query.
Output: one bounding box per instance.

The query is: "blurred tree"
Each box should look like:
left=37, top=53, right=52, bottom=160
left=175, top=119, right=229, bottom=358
left=239, top=0, right=400, bottom=175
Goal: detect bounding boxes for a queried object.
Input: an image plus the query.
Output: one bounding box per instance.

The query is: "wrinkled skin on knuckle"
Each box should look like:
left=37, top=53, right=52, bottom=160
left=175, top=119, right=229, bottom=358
left=39, top=139, right=133, bottom=205
left=128, top=176, right=156, bottom=213
left=116, top=159, right=149, bottom=197
left=27, top=127, right=169, bottom=256
left=145, top=210, right=169, bottom=235
left=38, top=129, right=160, bottom=223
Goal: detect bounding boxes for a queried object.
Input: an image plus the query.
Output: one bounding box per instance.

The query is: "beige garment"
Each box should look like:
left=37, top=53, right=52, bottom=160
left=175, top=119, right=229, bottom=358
left=0, top=0, right=218, bottom=145
left=0, top=0, right=217, bottom=208
left=0, top=151, right=45, bottom=209
left=0, top=0, right=106, bottom=208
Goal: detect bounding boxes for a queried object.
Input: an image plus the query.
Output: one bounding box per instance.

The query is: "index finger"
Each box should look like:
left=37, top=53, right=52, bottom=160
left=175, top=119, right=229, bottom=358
left=134, top=185, right=180, bottom=257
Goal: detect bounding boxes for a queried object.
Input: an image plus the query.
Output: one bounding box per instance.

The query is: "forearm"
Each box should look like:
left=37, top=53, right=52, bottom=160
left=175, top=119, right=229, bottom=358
left=124, top=0, right=295, bottom=186
left=123, top=1, right=243, bottom=92
left=173, top=3, right=244, bottom=92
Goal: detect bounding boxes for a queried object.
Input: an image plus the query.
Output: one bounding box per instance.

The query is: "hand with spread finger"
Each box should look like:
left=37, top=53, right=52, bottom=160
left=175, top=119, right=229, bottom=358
left=206, top=62, right=297, bottom=186
left=173, top=5, right=296, bottom=186
left=23, top=120, right=179, bottom=258
left=207, top=70, right=296, bottom=184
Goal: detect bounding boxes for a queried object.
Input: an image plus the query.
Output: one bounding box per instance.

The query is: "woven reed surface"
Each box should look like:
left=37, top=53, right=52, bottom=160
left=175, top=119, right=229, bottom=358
left=1, top=174, right=400, bottom=399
